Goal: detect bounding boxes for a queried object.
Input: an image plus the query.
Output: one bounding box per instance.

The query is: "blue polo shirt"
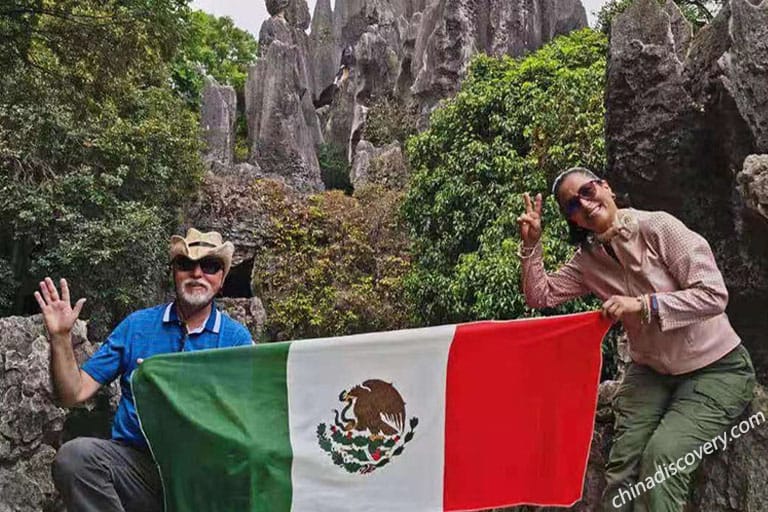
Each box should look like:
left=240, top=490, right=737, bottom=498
left=81, top=302, right=253, bottom=449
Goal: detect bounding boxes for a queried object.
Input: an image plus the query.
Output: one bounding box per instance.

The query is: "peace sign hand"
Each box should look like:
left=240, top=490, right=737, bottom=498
left=517, top=192, right=543, bottom=246
left=33, top=277, right=86, bottom=342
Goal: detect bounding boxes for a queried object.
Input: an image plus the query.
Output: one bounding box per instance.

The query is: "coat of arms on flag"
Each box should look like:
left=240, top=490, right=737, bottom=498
left=316, top=379, right=418, bottom=474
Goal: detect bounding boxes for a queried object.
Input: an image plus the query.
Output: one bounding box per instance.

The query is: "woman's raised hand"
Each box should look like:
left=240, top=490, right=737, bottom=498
left=517, top=193, right=543, bottom=246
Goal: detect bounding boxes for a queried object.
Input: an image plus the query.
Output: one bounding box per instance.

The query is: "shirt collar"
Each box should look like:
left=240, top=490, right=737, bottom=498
left=162, top=301, right=221, bottom=334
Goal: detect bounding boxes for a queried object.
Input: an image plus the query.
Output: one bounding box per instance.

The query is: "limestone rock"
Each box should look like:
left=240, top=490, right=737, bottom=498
left=0, top=315, right=118, bottom=512
left=310, top=0, right=339, bottom=99
left=738, top=155, right=768, bottom=224
left=201, top=77, right=237, bottom=167
left=266, top=0, right=310, bottom=30
left=410, top=0, right=588, bottom=109
left=246, top=39, right=323, bottom=192
left=605, top=0, right=768, bottom=381
left=350, top=140, right=409, bottom=189
left=216, top=297, right=267, bottom=342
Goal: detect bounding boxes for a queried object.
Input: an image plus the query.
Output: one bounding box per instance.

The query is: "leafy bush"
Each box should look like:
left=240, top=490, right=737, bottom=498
left=251, top=181, right=412, bottom=341
left=402, top=29, right=607, bottom=326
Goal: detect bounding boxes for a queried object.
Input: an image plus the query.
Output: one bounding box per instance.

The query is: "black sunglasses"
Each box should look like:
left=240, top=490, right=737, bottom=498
left=562, top=179, right=602, bottom=217
left=172, top=256, right=223, bottom=275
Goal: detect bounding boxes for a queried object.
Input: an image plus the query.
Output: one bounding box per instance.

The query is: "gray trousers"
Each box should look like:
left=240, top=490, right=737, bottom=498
left=52, top=437, right=162, bottom=512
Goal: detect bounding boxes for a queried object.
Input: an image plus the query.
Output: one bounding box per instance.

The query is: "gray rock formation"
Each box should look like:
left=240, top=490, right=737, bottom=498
left=605, top=0, right=768, bottom=381
left=266, top=0, right=310, bottom=30
left=350, top=140, right=409, bottom=189
left=246, top=39, right=323, bottom=192
left=310, top=0, right=338, bottom=100
left=201, top=77, right=237, bottom=167
left=0, top=315, right=118, bottom=512
left=738, top=155, right=768, bottom=224
left=410, top=0, right=588, bottom=109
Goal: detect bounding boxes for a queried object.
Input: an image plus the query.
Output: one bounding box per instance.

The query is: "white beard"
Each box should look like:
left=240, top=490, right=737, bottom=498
left=176, top=278, right=215, bottom=309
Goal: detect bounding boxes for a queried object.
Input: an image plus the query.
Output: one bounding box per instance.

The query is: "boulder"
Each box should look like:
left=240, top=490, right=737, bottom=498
left=738, top=155, right=768, bottom=225
left=201, top=77, right=237, bottom=167
left=605, top=0, right=768, bottom=382
left=0, top=315, right=118, bottom=512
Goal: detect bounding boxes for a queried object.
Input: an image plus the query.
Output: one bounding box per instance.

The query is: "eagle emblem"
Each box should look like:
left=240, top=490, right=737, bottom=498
left=316, top=379, right=418, bottom=474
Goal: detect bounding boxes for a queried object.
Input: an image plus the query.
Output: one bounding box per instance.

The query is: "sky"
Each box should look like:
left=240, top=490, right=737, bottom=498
left=191, top=0, right=610, bottom=37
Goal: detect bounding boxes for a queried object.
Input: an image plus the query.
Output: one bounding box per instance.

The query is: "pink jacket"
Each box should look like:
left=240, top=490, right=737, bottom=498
left=521, top=209, right=740, bottom=375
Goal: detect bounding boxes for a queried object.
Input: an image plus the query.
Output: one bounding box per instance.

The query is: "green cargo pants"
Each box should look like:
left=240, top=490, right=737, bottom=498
left=601, top=344, right=756, bottom=512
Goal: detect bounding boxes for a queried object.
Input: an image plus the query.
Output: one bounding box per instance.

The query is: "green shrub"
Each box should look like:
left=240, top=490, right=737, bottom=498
left=251, top=180, right=411, bottom=341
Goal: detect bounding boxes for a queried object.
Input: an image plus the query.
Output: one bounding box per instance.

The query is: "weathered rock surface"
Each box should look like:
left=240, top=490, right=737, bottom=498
left=605, top=0, right=768, bottom=382
left=738, top=154, right=768, bottom=225
left=201, top=77, right=237, bottom=167
left=0, top=315, right=118, bottom=512
left=246, top=38, right=323, bottom=192
left=410, top=0, right=588, bottom=109
left=310, top=0, right=338, bottom=99
left=350, top=140, right=409, bottom=189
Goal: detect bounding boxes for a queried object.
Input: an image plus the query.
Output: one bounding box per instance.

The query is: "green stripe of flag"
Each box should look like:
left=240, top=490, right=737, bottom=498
left=133, top=342, right=293, bottom=512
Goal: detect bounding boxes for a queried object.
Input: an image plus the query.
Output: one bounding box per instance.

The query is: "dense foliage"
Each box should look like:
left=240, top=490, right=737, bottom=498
left=251, top=181, right=412, bottom=342
left=0, top=0, right=204, bottom=338
left=171, top=10, right=259, bottom=109
left=402, top=29, right=607, bottom=326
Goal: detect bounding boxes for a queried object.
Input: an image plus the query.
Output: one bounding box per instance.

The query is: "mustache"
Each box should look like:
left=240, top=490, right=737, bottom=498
left=181, top=278, right=211, bottom=291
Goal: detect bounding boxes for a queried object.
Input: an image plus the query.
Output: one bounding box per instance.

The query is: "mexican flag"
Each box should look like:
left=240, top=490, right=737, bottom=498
left=133, top=311, right=610, bottom=512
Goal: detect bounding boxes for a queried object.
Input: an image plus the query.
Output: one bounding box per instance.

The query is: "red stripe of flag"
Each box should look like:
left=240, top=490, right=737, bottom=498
left=443, top=312, right=610, bottom=511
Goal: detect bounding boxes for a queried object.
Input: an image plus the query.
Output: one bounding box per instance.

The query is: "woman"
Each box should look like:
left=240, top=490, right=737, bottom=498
left=517, top=167, right=755, bottom=512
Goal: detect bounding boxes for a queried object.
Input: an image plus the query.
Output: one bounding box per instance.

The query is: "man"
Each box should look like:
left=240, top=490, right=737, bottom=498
left=34, top=228, right=253, bottom=512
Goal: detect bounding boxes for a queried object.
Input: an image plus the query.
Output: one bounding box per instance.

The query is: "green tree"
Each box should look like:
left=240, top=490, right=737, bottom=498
left=0, top=0, right=204, bottom=338
left=171, top=10, right=259, bottom=109
left=402, top=29, right=607, bottom=326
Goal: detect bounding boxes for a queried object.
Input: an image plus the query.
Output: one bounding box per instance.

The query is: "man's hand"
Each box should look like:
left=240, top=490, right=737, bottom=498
left=34, top=277, right=86, bottom=342
left=601, top=295, right=642, bottom=322
left=517, top=192, right=543, bottom=247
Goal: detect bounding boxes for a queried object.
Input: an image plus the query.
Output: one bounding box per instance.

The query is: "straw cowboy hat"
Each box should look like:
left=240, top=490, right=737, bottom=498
left=169, top=228, right=235, bottom=277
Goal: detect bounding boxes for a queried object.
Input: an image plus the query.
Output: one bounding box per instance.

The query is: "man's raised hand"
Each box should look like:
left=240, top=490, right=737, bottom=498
left=517, top=192, right=543, bottom=246
left=34, top=278, right=86, bottom=342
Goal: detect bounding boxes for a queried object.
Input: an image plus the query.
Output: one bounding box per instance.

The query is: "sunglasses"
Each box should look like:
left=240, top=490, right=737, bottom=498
left=172, top=257, right=223, bottom=275
left=562, top=179, right=602, bottom=217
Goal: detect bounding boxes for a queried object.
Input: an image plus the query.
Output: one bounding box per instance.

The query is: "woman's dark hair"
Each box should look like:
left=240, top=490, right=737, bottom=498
left=551, top=167, right=631, bottom=247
